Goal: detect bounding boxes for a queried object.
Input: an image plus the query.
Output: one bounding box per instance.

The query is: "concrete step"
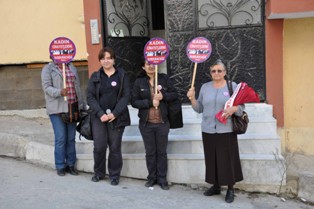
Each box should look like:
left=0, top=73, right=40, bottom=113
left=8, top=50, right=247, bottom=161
left=76, top=133, right=281, bottom=155
left=76, top=152, right=285, bottom=191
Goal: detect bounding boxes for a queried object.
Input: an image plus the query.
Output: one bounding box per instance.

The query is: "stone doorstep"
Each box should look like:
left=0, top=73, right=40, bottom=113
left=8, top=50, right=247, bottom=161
left=75, top=153, right=285, bottom=192
left=76, top=134, right=281, bottom=155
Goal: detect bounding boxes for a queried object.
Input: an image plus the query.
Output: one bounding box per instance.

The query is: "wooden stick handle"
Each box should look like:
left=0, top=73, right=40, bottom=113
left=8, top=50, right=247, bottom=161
left=155, top=65, right=158, bottom=109
left=191, top=62, right=197, bottom=88
left=189, top=63, right=198, bottom=99
left=62, top=63, right=67, bottom=101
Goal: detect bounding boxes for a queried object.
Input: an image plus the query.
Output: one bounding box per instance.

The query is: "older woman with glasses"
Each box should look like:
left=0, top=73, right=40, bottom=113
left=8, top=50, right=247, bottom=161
left=186, top=59, right=244, bottom=203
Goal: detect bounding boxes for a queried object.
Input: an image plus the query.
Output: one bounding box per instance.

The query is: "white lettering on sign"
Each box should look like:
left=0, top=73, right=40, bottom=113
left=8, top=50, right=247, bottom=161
left=189, top=44, right=209, bottom=49
left=147, top=46, right=166, bottom=50
left=151, top=40, right=164, bottom=45
left=192, top=39, right=208, bottom=44
left=54, top=40, right=70, bottom=44
left=51, top=44, right=73, bottom=49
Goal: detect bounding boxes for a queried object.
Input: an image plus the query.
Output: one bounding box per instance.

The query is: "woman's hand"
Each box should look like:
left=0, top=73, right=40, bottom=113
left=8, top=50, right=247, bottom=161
left=107, top=113, right=116, bottom=122
left=153, top=99, right=160, bottom=108
left=154, top=91, right=163, bottom=101
left=223, top=106, right=238, bottom=118
left=100, top=114, right=109, bottom=122
left=60, top=88, right=67, bottom=96
left=187, top=88, right=195, bottom=101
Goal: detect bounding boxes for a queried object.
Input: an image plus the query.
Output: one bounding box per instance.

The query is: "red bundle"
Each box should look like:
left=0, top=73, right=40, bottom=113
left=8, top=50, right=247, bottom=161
left=215, top=82, right=260, bottom=124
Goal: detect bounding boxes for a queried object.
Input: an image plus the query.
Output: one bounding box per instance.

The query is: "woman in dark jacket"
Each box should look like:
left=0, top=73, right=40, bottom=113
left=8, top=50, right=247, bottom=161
left=131, top=58, right=178, bottom=190
left=87, top=47, right=130, bottom=185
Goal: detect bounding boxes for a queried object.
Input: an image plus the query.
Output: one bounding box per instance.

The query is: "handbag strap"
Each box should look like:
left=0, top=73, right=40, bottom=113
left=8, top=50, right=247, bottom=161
left=226, top=80, right=233, bottom=96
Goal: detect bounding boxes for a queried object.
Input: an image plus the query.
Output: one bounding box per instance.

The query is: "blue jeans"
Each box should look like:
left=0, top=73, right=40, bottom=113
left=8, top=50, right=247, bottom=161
left=49, top=114, right=77, bottom=169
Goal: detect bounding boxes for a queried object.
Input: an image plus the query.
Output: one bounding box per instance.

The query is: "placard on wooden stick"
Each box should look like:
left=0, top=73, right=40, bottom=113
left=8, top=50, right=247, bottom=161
left=186, top=37, right=212, bottom=89
left=49, top=37, right=76, bottom=101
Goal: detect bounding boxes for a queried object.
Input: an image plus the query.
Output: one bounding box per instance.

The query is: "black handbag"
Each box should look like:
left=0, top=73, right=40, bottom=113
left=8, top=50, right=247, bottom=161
left=60, top=102, right=80, bottom=123
left=167, top=98, right=183, bottom=129
left=231, top=111, right=249, bottom=134
left=76, top=109, right=93, bottom=140
left=227, top=80, right=249, bottom=134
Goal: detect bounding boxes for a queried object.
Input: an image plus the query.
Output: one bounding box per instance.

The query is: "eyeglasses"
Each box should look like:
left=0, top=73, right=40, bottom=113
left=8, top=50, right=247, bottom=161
left=210, top=69, right=223, bottom=74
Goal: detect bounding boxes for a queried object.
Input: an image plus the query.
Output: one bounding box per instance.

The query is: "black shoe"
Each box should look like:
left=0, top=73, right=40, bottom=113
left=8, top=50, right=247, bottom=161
left=203, top=186, right=221, bottom=196
left=91, top=175, right=103, bottom=182
left=110, top=179, right=119, bottom=186
left=160, top=183, right=169, bottom=190
left=225, top=189, right=235, bottom=203
left=65, top=166, right=78, bottom=176
left=57, top=168, right=65, bottom=176
left=145, top=179, right=157, bottom=187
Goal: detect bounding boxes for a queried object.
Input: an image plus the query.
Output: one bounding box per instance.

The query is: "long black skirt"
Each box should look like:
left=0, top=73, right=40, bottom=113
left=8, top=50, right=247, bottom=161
left=202, top=132, right=243, bottom=186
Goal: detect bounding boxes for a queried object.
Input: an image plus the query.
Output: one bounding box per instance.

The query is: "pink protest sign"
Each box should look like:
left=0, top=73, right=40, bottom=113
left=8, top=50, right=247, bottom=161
left=144, top=38, right=169, bottom=65
left=49, top=37, right=76, bottom=63
left=186, top=37, right=212, bottom=63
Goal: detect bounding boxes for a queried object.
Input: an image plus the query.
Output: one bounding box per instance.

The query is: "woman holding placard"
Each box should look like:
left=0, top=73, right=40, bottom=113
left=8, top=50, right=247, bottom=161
left=131, top=58, right=178, bottom=190
left=41, top=60, right=84, bottom=177
left=186, top=59, right=244, bottom=203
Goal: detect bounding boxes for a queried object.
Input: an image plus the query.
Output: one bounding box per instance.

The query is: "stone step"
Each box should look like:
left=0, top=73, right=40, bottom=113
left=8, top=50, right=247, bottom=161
left=125, top=103, right=278, bottom=136
left=76, top=152, right=284, bottom=191
left=76, top=133, right=281, bottom=155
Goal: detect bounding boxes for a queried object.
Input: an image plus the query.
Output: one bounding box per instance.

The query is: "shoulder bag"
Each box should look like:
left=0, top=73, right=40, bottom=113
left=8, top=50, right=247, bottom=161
left=227, top=80, right=249, bottom=134
left=167, top=98, right=183, bottom=129
left=60, top=102, right=80, bottom=123
left=76, top=109, right=93, bottom=140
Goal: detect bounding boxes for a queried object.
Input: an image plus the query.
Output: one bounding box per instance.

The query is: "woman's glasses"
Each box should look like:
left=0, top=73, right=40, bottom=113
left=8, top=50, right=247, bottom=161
left=210, top=69, right=223, bottom=74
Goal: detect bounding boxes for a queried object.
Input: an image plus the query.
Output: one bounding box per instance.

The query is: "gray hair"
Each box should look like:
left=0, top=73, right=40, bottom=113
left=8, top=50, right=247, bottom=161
left=210, top=59, right=226, bottom=71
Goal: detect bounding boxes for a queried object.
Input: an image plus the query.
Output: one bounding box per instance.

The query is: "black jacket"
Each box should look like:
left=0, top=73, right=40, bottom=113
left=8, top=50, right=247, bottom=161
left=131, top=71, right=178, bottom=124
left=87, top=67, right=130, bottom=128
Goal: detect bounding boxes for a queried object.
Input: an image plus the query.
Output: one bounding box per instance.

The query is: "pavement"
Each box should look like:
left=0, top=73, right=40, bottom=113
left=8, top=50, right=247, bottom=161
left=0, top=109, right=314, bottom=209
left=1, top=157, right=313, bottom=209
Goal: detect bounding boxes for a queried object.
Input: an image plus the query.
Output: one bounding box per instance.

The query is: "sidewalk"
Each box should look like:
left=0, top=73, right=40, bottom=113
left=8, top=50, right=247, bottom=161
left=0, top=109, right=314, bottom=209
left=0, top=157, right=312, bottom=209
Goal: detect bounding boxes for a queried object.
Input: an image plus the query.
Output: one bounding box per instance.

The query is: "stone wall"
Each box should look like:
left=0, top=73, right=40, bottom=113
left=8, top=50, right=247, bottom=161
left=0, top=64, right=89, bottom=110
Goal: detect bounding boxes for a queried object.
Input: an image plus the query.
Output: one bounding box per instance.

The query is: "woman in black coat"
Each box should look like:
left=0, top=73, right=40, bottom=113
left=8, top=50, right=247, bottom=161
left=87, top=47, right=130, bottom=185
left=131, top=58, right=178, bottom=190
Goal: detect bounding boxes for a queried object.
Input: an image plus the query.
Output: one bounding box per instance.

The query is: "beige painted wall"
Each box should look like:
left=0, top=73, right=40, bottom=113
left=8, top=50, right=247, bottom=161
left=0, top=0, right=86, bottom=64
left=283, top=18, right=314, bottom=155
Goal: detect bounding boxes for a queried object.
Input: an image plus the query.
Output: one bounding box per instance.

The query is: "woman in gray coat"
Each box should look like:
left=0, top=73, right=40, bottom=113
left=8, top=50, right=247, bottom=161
left=187, top=59, right=244, bottom=203
left=41, top=61, right=85, bottom=176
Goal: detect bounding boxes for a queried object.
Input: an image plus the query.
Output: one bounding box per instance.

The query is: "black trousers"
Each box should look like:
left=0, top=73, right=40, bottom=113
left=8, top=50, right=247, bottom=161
left=91, top=115, right=125, bottom=180
left=139, top=121, right=169, bottom=184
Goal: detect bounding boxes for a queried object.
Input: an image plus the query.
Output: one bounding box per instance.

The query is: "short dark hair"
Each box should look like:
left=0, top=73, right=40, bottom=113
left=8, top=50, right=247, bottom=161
left=98, top=47, right=116, bottom=61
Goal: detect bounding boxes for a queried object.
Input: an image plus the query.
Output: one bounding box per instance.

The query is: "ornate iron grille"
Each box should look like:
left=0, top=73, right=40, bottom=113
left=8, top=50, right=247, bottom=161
left=198, top=0, right=262, bottom=28
left=165, top=0, right=265, bottom=103
left=106, top=0, right=149, bottom=37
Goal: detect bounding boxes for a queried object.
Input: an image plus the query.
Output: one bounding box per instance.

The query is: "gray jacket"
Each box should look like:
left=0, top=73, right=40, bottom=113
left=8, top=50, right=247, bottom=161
left=192, top=81, right=244, bottom=134
left=41, top=62, right=85, bottom=115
